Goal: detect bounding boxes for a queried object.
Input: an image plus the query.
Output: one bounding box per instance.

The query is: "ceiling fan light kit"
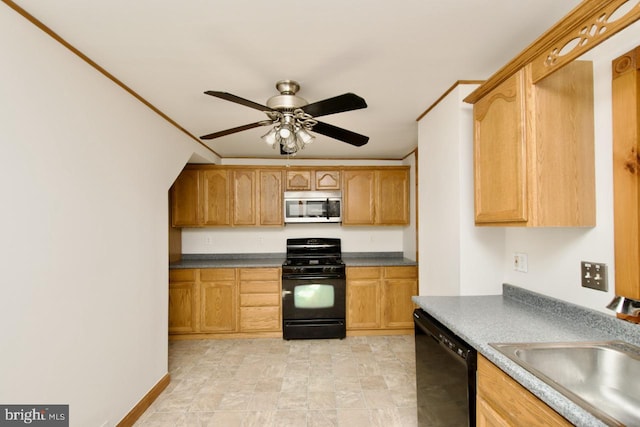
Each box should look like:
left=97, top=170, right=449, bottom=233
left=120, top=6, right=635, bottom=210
left=200, top=80, right=369, bottom=155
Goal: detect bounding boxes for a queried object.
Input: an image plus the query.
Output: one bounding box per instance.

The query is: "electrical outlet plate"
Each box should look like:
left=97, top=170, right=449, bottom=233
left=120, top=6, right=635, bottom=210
left=581, top=261, right=608, bottom=291
left=513, top=253, right=528, bottom=272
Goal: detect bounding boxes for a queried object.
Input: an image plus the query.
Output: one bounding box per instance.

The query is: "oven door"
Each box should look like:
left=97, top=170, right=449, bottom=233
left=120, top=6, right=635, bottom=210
left=281, top=275, right=346, bottom=321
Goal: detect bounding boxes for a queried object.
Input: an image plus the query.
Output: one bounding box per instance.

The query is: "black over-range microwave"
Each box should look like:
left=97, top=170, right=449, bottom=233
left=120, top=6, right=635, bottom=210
left=283, top=191, right=342, bottom=223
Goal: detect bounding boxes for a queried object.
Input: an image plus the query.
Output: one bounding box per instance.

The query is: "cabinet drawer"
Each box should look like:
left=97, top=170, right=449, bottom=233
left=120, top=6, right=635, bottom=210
left=239, top=268, right=280, bottom=281
left=200, top=268, right=235, bottom=281
left=240, top=280, right=280, bottom=294
left=240, top=306, right=281, bottom=331
left=347, top=266, right=380, bottom=280
left=169, top=269, right=196, bottom=282
left=383, top=266, right=417, bottom=279
left=240, top=293, right=280, bottom=307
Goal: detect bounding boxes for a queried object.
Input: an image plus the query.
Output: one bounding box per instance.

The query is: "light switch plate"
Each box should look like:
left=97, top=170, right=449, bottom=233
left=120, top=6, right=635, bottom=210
left=581, top=261, right=608, bottom=291
left=513, top=253, right=528, bottom=273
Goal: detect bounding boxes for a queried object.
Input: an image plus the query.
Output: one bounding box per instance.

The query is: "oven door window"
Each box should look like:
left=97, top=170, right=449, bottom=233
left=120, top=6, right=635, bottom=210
left=294, top=284, right=335, bottom=309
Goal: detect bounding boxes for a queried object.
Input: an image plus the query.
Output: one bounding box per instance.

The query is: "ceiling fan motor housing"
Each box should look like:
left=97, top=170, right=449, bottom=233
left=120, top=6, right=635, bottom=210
left=266, top=80, right=308, bottom=110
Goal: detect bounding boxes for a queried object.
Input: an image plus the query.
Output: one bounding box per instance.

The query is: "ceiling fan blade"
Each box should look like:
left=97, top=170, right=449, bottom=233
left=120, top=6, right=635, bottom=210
left=312, top=121, right=369, bottom=147
left=200, top=121, right=271, bottom=140
left=204, top=91, right=274, bottom=112
left=301, top=93, right=367, bottom=118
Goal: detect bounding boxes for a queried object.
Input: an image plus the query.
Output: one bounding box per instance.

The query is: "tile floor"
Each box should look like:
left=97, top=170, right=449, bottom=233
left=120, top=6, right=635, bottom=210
left=135, top=335, right=417, bottom=427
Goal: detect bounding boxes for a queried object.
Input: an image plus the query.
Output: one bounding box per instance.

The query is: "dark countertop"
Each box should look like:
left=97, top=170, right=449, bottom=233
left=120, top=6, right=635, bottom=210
left=342, top=252, right=417, bottom=267
left=412, top=285, right=640, bottom=427
left=170, top=252, right=418, bottom=269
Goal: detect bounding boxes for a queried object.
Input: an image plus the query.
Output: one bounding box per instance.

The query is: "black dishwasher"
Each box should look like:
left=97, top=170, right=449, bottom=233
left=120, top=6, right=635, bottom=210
left=414, top=308, right=477, bottom=426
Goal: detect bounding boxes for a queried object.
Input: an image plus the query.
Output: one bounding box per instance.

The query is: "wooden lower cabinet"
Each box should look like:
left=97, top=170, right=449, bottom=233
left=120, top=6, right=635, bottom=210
left=168, top=267, right=281, bottom=338
left=346, top=267, right=382, bottom=329
left=346, top=266, right=418, bottom=334
left=168, top=269, right=197, bottom=333
left=170, top=265, right=417, bottom=338
left=239, top=267, right=281, bottom=332
left=200, top=269, right=237, bottom=332
left=477, top=355, right=571, bottom=426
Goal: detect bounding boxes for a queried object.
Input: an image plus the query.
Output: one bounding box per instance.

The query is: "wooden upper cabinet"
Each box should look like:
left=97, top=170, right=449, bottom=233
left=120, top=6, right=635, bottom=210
left=343, top=168, right=409, bottom=225
left=474, top=70, right=528, bottom=224
left=285, top=168, right=340, bottom=191
left=202, top=169, right=232, bottom=226
left=171, top=166, right=283, bottom=227
left=286, top=170, right=312, bottom=190
left=315, top=170, right=340, bottom=190
left=343, top=170, right=376, bottom=225
left=259, top=169, right=284, bottom=226
left=171, top=165, right=409, bottom=227
left=377, top=169, right=409, bottom=224
left=171, top=169, right=200, bottom=226
left=473, top=62, right=595, bottom=227
left=232, top=169, right=257, bottom=226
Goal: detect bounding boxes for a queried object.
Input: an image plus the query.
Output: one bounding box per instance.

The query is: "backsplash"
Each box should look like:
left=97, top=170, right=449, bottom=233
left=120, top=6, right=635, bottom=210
left=180, top=224, right=408, bottom=256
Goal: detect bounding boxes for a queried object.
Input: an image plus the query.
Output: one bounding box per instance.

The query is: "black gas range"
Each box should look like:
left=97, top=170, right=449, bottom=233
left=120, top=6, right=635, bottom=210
left=281, top=238, right=346, bottom=340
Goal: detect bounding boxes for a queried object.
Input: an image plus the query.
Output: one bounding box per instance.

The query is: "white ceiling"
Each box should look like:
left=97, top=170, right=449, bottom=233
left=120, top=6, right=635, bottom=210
left=12, top=0, right=582, bottom=159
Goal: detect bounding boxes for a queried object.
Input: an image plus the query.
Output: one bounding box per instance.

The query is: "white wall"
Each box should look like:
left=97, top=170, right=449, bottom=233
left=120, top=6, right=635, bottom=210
left=502, top=20, right=640, bottom=313
left=417, top=21, right=640, bottom=313
left=0, top=6, right=215, bottom=426
left=418, top=84, right=504, bottom=296
left=182, top=157, right=417, bottom=259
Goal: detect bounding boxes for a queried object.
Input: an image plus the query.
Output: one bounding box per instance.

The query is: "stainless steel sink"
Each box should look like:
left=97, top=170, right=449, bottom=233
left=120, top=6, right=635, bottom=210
left=490, top=341, right=640, bottom=426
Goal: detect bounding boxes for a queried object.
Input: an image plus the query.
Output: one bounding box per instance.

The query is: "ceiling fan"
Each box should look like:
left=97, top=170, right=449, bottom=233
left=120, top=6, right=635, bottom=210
left=200, top=80, right=369, bottom=155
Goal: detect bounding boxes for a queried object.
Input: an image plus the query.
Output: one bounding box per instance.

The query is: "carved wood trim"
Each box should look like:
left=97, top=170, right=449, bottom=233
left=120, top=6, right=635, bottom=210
left=613, top=46, right=640, bottom=78
left=464, top=0, right=640, bottom=104
left=531, top=0, right=640, bottom=83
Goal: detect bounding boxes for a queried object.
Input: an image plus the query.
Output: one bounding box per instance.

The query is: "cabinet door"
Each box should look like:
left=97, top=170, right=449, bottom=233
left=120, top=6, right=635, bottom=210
left=346, top=267, right=381, bottom=329
left=474, top=70, right=528, bottom=224
left=201, top=169, right=231, bottom=226
left=476, top=396, right=511, bottom=427
left=315, top=170, right=340, bottom=190
left=478, top=355, right=572, bottom=426
left=200, top=269, right=237, bottom=332
left=259, top=170, right=283, bottom=226
left=168, top=269, right=197, bottom=333
left=376, top=169, right=409, bottom=224
left=343, top=170, right=376, bottom=225
left=382, top=267, right=417, bottom=329
left=232, top=169, right=257, bottom=226
left=171, top=169, right=200, bottom=226
left=286, top=170, right=312, bottom=190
